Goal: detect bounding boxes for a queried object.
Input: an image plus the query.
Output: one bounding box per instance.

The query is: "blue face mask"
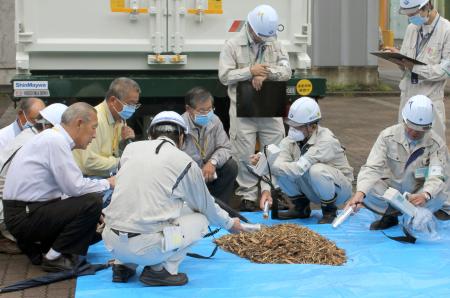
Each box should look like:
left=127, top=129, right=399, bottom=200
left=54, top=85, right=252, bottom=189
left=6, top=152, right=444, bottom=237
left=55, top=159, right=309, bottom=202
left=194, top=110, right=214, bottom=126
left=118, top=104, right=136, bottom=120
left=409, top=14, right=428, bottom=26
left=20, top=114, right=33, bottom=129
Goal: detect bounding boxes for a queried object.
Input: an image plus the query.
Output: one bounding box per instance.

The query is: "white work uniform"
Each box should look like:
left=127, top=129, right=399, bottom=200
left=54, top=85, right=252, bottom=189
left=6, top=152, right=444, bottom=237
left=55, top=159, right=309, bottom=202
left=0, top=121, right=22, bottom=150
left=219, top=25, right=291, bottom=201
left=3, top=124, right=109, bottom=201
left=272, top=126, right=354, bottom=205
left=102, top=137, right=233, bottom=275
left=398, top=14, right=450, bottom=140
left=0, top=127, right=37, bottom=240
left=357, top=124, right=450, bottom=215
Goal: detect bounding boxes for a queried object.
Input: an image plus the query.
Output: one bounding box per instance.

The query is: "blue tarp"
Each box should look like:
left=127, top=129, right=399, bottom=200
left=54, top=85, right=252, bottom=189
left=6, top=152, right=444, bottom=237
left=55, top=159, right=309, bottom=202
left=76, top=209, right=450, bottom=297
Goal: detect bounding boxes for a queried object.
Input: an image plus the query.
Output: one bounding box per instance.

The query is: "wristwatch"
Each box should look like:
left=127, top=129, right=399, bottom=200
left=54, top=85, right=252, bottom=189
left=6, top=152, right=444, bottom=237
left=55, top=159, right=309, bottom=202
left=210, top=159, right=218, bottom=166
left=424, top=192, right=431, bottom=201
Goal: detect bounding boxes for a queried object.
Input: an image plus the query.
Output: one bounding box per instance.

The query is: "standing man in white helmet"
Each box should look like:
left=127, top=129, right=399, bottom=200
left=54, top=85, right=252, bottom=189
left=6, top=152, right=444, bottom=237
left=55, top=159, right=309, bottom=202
left=255, top=97, right=354, bottom=224
left=384, top=0, right=450, bottom=140
left=219, top=4, right=291, bottom=211
left=346, top=95, right=450, bottom=230
left=103, top=111, right=243, bottom=286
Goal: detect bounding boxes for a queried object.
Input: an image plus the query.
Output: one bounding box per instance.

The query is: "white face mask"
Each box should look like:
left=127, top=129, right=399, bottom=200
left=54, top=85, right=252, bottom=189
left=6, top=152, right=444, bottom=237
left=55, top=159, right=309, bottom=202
left=288, top=127, right=305, bottom=142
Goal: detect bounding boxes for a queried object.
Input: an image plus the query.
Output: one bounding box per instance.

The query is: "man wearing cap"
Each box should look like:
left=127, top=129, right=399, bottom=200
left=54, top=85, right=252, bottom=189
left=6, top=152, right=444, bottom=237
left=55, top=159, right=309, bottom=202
left=3, top=102, right=114, bottom=271
left=256, top=97, right=353, bottom=224
left=346, top=95, right=450, bottom=230
left=219, top=4, right=291, bottom=211
left=0, top=103, right=68, bottom=254
left=384, top=0, right=450, bottom=140
left=181, top=87, right=238, bottom=205
left=103, top=111, right=243, bottom=286
left=0, top=98, right=45, bottom=149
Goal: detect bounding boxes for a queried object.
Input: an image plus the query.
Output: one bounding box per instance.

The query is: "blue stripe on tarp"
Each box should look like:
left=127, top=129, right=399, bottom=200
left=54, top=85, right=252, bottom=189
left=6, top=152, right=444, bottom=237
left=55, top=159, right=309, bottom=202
left=76, top=209, right=450, bottom=297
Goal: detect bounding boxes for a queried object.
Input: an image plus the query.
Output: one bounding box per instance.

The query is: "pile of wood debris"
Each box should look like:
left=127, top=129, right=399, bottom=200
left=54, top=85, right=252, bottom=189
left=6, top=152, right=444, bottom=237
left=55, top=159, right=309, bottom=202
left=215, top=223, right=346, bottom=265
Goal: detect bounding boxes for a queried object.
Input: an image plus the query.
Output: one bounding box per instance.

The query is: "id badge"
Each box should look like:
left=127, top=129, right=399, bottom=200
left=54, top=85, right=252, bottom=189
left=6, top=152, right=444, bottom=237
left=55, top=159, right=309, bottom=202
left=411, top=72, right=419, bottom=84
left=414, top=167, right=428, bottom=179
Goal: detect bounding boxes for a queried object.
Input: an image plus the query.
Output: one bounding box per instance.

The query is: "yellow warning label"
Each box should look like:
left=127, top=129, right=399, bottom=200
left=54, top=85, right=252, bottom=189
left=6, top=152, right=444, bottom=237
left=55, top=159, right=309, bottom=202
left=110, top=0, right=148, bottom=13
left=296, top=79, right=313, bottom=96
left=208, top=0, right=222, bottom=11
left=110, top=0, right=125, bottom=11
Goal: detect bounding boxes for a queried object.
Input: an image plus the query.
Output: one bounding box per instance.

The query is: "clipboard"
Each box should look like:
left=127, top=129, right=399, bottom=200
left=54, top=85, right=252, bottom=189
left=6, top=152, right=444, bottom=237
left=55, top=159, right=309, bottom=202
left=370, top=51, right=426, bottom=66
left=236, top=81, right=287, bottom=117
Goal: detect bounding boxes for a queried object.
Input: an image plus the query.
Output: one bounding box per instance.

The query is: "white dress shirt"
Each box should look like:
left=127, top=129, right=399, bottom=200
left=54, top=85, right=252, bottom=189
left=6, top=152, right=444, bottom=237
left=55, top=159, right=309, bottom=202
left=0, top=121, right=21, bottom=150
left=0, top=127, right=38, bottom=224
left=3, top=124, right=110, bottom=202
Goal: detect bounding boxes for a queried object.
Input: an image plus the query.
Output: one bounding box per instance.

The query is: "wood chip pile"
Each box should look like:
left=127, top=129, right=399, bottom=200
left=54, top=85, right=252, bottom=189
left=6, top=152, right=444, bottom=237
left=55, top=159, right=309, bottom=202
left=214, top=224, right=346, bottom=265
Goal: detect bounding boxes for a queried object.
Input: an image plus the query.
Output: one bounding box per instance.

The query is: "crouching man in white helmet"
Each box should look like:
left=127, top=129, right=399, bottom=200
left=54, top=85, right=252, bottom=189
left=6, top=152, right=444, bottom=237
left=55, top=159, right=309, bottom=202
left=102, top=111, right=243, bottom=286
left=258, top=97, right=354, bottom=224
left=346, top=95, right=450, bottom=230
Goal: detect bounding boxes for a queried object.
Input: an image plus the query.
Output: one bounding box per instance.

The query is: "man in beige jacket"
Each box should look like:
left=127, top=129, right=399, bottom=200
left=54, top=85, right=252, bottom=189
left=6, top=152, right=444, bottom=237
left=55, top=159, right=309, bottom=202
left=258, top=97, right=354, bottom=224
left=347, top=95, right=450, bottom=230
left=384, top=0, right=450, bottom=140
left=219, top=4, right=291, bottom=211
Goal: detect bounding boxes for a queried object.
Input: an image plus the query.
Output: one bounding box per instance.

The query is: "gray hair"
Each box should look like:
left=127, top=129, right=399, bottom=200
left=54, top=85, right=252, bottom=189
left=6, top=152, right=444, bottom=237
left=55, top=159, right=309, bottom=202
left=18, top=97, right=45, bottom=113
left=105, top=77, right=141, bottom=101
left=61, top=102, right=97, bottom=124
left=184, top=87, right=214, bottom=108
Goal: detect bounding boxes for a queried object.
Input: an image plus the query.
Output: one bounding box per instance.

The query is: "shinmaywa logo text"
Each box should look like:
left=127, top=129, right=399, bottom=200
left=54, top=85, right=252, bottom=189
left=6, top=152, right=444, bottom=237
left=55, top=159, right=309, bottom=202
left=14, top=81, right=48, bottom=90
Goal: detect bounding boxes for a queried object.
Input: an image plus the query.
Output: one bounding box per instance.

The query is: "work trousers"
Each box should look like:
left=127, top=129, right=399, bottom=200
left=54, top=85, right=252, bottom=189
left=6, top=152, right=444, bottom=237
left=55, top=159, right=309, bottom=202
left=103, top=208, right=209, bottom=275
left=3, top=193, right=103, bottom=259
left=230, top=116, right=285, bottom=202
left=207, top=158, right=238, bottom=205
left=277, top=163, right=352, bottom=205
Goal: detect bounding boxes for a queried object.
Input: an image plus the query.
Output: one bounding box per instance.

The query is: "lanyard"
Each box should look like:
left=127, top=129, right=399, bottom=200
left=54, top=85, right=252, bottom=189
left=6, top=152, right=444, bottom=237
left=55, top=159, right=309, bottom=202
left=104, top=107, right=121, bottom=154
left=415, top=16, right=440, bottom=59
left=246, top=25, right=265, bottom=65
left=192, top=130, right=209, bottom=160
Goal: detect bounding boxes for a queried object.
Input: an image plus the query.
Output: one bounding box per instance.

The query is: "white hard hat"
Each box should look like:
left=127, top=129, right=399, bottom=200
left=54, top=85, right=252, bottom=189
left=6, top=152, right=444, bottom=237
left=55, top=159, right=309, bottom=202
left=149, top=111, right=188, bottom=134
left=398, top=0, right=430, bottom=15
left=247, top=4, right=278, bottom=38
left=284, top=97, right=321, bottom=127
left=402, top=95, right=433, bottom=131
left=39, top=103, right=68, bottom=126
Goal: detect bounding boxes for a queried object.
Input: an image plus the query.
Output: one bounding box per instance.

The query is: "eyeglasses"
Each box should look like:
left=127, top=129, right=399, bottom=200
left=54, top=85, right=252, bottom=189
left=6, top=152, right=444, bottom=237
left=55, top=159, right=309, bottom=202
left=116, top=97, right=142, bottom=110
left=192, top=107, right=215, bottom=115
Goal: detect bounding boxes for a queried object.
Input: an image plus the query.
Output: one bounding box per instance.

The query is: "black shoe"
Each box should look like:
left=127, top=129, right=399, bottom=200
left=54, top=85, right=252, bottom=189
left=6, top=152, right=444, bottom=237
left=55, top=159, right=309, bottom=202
left=434, top=210, right=450, bottom=221
left=277, top=195, right=292, bottom=211
left=41, top=254, right=75, bottom=272
left=318, top=203, right=337, bottom=224
left=278, top=196, right=311, bottom=220
left=139, top=266, right=188, bottom=286
left=239, top=199, right=257, bottom=212
left=370, top=215, right=399, bottom=230
left=112, top=264, right=136, bottom=283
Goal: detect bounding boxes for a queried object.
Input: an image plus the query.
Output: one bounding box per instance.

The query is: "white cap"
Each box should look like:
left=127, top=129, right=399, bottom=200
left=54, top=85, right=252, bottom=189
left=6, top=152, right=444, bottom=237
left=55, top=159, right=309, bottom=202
left=398, top=0, right=429, bottom=15
left=149, top=111, right=188, bottom=134
left=39, top=103, right=68, bottom=126
left=247, top=4, right=278, bottom=38
left=402, top=95, right=433, bottom=131
left=284, top=97, right=321, bottom=127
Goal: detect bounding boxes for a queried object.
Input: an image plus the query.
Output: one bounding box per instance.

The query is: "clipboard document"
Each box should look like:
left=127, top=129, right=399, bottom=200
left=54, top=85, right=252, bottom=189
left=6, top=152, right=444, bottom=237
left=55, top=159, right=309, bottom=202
left=370, top=51, right=426, bottom=66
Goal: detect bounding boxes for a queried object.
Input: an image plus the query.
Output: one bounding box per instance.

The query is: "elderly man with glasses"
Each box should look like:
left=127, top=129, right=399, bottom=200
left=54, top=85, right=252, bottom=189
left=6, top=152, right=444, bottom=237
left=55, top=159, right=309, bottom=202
left=73, top=78, right=141, bottom=206
left=181, top=87, right=238, bottom=205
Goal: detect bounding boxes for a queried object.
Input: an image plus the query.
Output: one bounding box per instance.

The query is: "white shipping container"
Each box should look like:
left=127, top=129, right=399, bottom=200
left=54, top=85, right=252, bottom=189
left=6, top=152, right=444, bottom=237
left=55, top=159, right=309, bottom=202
left=15, top=0, right=312, bottom=71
